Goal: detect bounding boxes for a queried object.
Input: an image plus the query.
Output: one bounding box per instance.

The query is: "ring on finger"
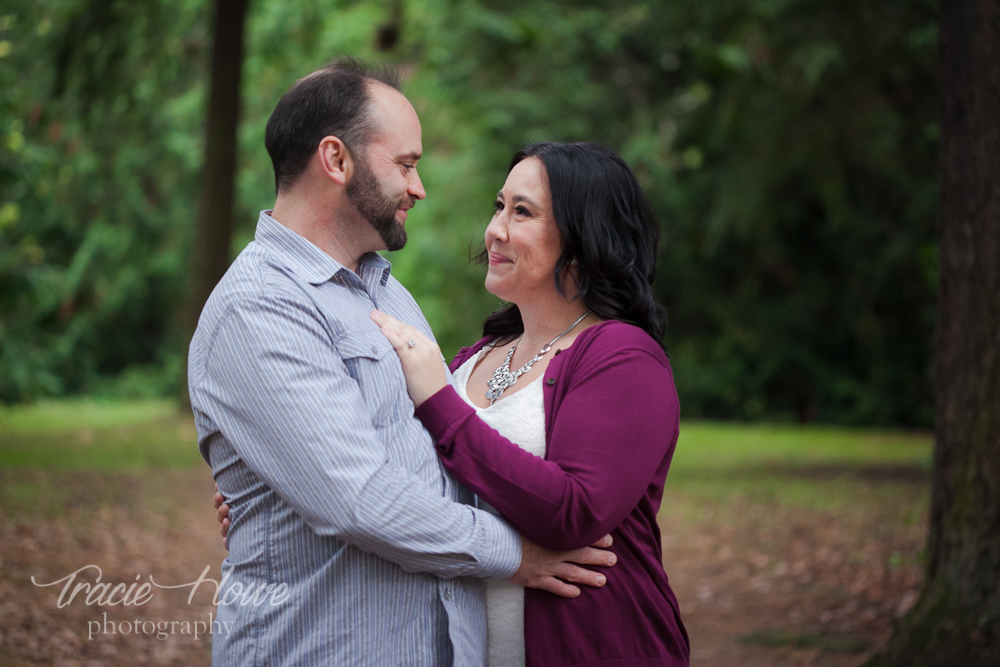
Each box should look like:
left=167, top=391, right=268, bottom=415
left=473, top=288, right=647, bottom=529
left=407, top=338, right=416, bottom=349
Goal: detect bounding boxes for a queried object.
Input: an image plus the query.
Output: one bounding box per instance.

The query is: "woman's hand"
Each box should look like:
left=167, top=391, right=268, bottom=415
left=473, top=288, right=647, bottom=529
left=370, top=310, right=448, bottom=408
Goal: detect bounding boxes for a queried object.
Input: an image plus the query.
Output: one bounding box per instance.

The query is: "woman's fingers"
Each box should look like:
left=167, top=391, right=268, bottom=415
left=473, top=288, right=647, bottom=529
left=370, top=310, right=427, bottom=351
left=370, top=309, right=447, bottom=407
left=378, top=320, right=409, bottom=351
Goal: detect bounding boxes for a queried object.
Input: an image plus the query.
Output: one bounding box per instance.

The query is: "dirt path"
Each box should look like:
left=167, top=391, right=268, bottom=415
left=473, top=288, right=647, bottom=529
left=662, top=486, right=926, bottom=666
left=0, top=468, right=926, bottom=665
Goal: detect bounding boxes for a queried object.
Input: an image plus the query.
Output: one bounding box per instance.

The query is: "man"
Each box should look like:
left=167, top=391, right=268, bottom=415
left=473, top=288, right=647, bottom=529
left=189, top=58, right=611, bottom=666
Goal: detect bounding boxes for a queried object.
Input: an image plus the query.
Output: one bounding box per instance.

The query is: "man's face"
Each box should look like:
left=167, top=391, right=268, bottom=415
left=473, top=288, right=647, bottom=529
left=347, top=149, right=411, bottom=251
left=347, top=84, right=425, bottom=252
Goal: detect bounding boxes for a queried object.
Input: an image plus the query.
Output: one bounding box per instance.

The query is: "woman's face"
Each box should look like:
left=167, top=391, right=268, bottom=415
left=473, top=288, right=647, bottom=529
left=484, top=157, right=565, bottom=305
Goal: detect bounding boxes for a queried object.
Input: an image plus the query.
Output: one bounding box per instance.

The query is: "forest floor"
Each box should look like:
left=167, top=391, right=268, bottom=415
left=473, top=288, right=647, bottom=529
left=0, top=402, right=931, bottom=666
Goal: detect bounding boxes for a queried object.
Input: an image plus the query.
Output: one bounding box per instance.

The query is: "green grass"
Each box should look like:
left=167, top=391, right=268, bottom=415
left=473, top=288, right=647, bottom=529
left=0, top=399, right=933, bottom=517
left=667, top=422, right=933, bottom=512
left=674, top=421, right=933, bottom=470
left=740, top=630, right=870, bottom=654
left=0, top=398, right=201, bottom=470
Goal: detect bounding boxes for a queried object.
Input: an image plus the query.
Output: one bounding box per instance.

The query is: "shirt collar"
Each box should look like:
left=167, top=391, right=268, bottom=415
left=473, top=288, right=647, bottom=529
left=254, top=210, right=392, bottom=287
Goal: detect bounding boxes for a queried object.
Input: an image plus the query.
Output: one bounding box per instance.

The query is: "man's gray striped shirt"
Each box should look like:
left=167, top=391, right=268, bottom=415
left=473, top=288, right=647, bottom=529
left=188, top=211, right=521, bottom=666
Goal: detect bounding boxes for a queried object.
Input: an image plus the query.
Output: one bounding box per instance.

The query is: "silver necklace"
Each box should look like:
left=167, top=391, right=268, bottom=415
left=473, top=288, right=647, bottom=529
left=485, top=311, right=591, bottom=404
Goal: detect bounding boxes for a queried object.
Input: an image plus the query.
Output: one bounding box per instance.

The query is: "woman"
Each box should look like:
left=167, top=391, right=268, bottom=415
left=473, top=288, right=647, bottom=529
left=371, top=142, right=689, bottom=667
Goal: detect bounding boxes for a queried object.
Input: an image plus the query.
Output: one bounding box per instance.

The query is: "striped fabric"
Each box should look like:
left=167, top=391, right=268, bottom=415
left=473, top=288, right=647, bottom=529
left=188, top=211, right=521, bottom=667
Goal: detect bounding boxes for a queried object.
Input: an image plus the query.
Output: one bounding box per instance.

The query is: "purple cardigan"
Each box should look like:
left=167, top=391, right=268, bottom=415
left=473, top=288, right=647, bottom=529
left=415, top=320, right=689, bottom=667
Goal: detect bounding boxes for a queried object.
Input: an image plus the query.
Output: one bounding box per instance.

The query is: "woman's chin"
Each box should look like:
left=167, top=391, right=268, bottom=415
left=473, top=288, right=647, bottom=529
left=483, top=277, right=504, bottom=300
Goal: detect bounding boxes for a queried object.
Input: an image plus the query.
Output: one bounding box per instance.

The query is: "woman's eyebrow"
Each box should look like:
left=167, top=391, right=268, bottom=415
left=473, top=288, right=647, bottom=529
left=496, top=191, right=539, bottom=209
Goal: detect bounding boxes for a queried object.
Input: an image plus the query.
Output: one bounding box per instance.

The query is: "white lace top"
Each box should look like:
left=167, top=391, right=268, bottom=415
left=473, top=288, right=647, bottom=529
left=452, top=347, right=547, bottom=667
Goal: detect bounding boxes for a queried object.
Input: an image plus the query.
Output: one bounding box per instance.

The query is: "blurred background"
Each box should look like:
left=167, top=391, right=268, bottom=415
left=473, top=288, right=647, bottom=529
left=0, top=0, right=938, bottom=665
left=0, top=0, right=939, bottom=425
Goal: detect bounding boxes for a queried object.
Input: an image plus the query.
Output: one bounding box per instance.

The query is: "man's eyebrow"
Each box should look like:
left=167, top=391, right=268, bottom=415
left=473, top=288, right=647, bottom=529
left=397, top=151, right=422, bottom=162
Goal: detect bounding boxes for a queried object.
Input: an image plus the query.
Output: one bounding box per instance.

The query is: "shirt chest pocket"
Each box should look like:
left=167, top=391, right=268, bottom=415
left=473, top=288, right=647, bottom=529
left=335, top=333, right=409, bottom=428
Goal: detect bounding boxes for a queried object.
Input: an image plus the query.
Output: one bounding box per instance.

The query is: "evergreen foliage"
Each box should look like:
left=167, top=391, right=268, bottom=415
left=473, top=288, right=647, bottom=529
left=0, top=0, right=938, bottom=425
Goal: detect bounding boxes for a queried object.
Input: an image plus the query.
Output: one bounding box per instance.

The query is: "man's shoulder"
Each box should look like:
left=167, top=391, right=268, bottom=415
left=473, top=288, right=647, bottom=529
left=382, top=271, right=418, bottom=304
left=380, top=272, right=435, bottom=334
left=205, top=242, right=316, bottom=315
left=188, top=243, right=320, bottom=379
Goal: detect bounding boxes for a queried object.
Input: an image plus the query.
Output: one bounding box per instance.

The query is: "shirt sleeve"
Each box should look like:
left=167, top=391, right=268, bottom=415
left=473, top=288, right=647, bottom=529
left=415, top=343, right=679, bottom=552
left=191, top=293, right=521, bottom=580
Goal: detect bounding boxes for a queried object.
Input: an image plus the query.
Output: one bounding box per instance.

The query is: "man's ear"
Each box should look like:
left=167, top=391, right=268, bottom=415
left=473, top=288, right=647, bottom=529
left=317, top=136, right=352, bottom=186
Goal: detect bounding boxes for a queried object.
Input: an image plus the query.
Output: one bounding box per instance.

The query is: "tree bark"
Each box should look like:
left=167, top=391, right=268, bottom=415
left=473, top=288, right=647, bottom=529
left=867, top=1, right=1000, bottom=664
left=181, top=0, right=248, bottom=402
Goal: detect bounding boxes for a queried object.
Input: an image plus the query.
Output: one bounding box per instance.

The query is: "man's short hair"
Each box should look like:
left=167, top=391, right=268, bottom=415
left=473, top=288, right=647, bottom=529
left=264, top=57, right=402, bottom=194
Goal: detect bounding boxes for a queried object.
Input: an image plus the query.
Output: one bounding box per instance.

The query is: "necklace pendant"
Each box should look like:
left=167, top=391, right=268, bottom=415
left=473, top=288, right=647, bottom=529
left=483, top=312, right=589, bottom=406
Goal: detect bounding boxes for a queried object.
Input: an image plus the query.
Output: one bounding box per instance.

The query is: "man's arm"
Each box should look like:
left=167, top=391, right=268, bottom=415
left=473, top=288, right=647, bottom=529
left=192, top=294, right=519, bottom=579
left=197, top=293, right=616, bottom=594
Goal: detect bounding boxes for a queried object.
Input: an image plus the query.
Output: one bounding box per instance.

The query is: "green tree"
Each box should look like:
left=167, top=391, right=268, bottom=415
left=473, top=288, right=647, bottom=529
left=866, top=0, right=1000, bottom=663
left=183, top=0, right=249, bottom=402
left=0, top=0, right=208, bottom=401
left=0, top=0, right=942, bottom=429
left=404, top=0, right=938, bottom=425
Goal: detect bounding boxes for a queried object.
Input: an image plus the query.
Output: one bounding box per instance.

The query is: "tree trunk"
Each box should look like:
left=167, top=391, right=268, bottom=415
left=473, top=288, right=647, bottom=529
left=181, top=0, right=248, bottom=402
left=867, top=1, right=1000, bottom=665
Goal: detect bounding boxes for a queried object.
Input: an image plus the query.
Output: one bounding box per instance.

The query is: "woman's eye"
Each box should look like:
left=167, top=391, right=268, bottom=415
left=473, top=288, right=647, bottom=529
left=515, top=206, right=530, bottom=216
left=493, top=200, right=504, bottom=212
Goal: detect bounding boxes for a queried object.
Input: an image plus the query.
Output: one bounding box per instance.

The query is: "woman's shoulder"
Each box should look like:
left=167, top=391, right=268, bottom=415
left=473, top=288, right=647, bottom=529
left=557, top=320, right=678, bottom=411
left=574, top=319, right=668, bottom=363
left=450, top=336, right=494, bottom=371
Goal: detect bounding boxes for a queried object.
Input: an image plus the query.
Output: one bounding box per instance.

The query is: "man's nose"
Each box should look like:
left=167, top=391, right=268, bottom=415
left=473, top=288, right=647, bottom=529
left=408, top=171, right=426, bottom=200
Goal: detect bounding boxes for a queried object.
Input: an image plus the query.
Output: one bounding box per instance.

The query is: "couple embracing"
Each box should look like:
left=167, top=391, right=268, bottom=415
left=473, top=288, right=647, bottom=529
left=189, top=57, right=689, bottom=667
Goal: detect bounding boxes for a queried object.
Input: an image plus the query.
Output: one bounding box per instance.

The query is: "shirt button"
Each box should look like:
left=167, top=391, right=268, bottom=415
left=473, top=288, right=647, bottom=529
left=371, top=345, right=379, bottom=355
left=443, top=589, right=452, bottom=601
left=546, top=378, right=555, bottom=386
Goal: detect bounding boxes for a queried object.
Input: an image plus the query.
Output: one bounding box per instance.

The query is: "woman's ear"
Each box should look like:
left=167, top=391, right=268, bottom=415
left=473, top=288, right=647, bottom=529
left=558, top=256, right=583, bottom=300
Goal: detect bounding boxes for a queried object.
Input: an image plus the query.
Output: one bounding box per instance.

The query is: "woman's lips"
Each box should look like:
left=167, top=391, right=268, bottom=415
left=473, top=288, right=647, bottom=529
left=489, top=251, right=512, bottom=266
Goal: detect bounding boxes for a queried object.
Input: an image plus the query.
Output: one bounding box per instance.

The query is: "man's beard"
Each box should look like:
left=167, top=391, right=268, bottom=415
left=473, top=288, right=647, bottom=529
left=347, top=153, right=410, bottom=252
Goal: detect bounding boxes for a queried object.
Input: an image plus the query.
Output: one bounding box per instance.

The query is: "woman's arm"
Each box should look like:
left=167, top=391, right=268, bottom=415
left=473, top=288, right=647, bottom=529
left=372, top=310, right=677, bottom=552
left=417, top=341, right=679, bottom=552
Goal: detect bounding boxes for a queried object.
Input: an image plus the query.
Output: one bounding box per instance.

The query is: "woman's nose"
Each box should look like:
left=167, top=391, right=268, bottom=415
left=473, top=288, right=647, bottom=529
left=485, top=214, right=507, bottom=244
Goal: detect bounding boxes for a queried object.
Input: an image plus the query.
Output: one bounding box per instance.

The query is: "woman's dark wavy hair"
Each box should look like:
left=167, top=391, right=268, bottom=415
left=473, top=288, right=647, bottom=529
left=479, top=141, right=668, bottom=348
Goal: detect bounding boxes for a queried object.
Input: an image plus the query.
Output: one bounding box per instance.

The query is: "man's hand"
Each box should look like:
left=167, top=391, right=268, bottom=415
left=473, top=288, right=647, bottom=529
left=510, top=534, right=617, bottom=598
left=214, top=483, right=230, bottom=542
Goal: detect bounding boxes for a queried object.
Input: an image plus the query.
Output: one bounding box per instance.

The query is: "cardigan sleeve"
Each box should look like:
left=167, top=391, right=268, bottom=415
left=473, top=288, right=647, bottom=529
left=415, top=335, right=679, bottom=552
